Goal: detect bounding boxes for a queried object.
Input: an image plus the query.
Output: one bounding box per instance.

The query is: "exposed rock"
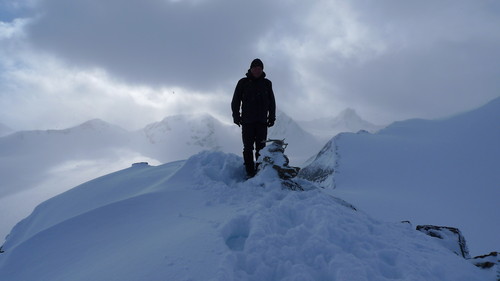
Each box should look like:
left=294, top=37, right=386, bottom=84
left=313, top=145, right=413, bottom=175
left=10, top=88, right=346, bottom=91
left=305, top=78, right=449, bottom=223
left=472, top=252, right=498, bottom=269
left=416, top=224, right=498, bottom=279
left=257, top=139, right=302, bottom=190
left=416, top=225, right=470, bottom=258
left=471, top=251, right=499, bottom=280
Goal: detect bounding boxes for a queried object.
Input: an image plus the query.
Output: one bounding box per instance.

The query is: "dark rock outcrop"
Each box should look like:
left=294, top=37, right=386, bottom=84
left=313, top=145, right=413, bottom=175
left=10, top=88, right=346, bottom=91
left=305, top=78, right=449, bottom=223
left=416, top=225, right=470, bottom=258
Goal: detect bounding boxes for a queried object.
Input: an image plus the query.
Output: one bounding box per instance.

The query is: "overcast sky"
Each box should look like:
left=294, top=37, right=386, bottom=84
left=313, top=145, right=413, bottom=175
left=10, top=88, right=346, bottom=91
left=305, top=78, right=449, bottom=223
left=1, top=0, right=499, bottom=130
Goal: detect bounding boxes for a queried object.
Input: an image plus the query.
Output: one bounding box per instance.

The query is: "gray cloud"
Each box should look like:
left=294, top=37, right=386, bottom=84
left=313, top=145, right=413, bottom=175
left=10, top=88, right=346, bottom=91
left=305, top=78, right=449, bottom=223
left=272, top=0, right=500, bottom=122
left=25, top=0, right=286, bottom=89
left=1, top=0, right=500, bottom=128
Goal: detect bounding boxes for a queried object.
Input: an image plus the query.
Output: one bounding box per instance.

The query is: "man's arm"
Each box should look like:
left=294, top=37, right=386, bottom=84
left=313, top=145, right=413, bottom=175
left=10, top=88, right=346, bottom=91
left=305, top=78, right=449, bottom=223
left=267, top=80, right=276, bottom=123
left=231, top=79, right=244, bottom=125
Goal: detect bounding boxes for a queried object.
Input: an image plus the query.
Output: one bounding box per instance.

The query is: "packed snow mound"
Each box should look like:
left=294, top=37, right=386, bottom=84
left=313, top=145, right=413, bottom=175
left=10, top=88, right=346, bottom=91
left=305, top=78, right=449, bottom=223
left=0, top=151, right=492, bottom=281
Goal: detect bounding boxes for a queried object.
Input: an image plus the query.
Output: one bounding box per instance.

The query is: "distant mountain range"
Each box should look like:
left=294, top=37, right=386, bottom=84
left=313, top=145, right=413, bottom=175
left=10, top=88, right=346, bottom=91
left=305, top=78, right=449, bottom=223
left=0, top=108, right=376, bottom=197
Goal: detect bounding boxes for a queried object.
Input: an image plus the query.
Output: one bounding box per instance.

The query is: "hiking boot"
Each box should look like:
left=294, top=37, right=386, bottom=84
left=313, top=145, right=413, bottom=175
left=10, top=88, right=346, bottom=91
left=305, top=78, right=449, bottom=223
left=245, top=163, right=256, bottom=178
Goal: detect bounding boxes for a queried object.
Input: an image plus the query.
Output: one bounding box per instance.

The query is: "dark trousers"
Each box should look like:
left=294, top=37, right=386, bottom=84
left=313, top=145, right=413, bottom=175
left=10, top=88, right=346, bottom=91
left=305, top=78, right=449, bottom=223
left=242, top=122, right=268, bottom=168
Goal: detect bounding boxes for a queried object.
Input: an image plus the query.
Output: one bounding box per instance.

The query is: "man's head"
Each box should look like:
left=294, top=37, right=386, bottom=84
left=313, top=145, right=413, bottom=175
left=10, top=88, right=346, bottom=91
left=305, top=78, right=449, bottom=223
left=250, top=58, right=264, bottom=78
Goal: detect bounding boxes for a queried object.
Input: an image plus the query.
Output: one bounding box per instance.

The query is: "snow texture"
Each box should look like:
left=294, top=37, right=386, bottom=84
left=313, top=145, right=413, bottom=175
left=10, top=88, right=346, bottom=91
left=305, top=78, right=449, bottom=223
left=0, top=151, right=494, bottom=281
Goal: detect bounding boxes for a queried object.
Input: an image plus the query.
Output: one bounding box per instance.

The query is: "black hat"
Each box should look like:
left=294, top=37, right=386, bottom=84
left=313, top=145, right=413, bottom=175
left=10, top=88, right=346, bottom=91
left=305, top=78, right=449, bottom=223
left=250, top=58, right=264, bottom=69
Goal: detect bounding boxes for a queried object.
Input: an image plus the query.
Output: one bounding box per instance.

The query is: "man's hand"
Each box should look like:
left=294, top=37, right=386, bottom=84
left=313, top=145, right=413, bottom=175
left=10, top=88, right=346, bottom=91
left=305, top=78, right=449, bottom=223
left=233, top=116, right=241, bottom=127
left=267, top=119, right=275, bottom=127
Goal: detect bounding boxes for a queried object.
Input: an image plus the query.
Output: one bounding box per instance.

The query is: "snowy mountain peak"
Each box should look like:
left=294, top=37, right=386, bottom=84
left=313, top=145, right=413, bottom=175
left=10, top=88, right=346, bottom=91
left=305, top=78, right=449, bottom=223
left=298, top=108, right=383, bottom=141
left=144, top=113, right=219, bottom=132
left=336, top=108, right=359, bottom=120
left=329, top=108, right=381, bottom=131
left=271, top=110, right=310, bottom=137
left=138, top=113, right=241, bottom=162
left=268, top=110, right=323, bottom=165
left=79, top=118, right=112, bottom=128
left=68, top=119, right=128, bottom=134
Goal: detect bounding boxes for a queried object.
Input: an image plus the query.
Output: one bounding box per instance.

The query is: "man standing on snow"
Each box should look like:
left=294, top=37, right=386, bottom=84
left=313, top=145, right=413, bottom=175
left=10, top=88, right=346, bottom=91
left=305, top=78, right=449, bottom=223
left=231, top=58, right=276, bottom=178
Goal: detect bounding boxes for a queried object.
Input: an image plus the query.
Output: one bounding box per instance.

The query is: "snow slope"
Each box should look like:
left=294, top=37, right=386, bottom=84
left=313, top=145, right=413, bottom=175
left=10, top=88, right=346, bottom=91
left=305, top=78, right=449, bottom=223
left=300, top=96, right=500, bottom=256
left=0, top=151, right=494, bottom=281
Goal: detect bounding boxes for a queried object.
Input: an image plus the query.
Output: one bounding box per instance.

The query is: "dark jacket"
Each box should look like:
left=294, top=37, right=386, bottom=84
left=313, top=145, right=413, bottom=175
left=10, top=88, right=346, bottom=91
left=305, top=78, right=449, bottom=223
left=231, top=71, right=276, bottom=124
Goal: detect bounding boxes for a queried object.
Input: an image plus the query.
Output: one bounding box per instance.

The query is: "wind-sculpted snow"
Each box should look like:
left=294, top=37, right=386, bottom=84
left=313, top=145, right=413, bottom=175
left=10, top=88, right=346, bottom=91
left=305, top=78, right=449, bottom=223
left=0, top=151, right=492, bottom=280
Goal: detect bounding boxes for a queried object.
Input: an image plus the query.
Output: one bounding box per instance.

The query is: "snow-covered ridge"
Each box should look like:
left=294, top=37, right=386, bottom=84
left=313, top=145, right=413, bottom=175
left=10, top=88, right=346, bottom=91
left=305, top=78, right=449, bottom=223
left=0, top=151, right=493, bottom=280
left=301, top=96, right=500, bottom=257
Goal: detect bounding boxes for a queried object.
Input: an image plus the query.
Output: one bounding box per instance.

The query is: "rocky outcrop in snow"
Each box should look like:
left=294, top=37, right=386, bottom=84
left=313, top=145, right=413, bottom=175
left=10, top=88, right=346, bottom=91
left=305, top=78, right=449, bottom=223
left=416, top=225, right=470, bottom=258
left=471, top=252, right=499, bottom=280
left=417, top=225, right=499, bottom=279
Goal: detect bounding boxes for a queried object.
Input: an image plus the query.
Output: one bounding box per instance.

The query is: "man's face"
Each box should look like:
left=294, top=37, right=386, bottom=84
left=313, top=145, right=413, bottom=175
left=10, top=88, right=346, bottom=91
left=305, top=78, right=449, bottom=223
left=250, top=66, right=263, bottom=78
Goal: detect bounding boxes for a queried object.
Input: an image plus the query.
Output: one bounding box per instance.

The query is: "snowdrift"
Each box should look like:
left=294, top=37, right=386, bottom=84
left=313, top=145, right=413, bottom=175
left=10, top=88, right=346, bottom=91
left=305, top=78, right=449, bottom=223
left=0, top=151, right=493, bottom=280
